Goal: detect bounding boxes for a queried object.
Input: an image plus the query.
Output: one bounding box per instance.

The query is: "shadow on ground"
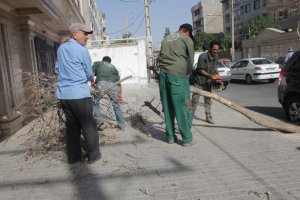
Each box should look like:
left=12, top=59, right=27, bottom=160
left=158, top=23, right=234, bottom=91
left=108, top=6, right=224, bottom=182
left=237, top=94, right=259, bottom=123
left=245, top=106, right=286, bottom=121
left=229, top=79, right=275, bottom=85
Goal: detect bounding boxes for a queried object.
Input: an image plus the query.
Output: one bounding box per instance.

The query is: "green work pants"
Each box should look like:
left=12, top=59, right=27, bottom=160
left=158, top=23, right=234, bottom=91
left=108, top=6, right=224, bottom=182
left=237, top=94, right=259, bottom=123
left=159, top=71, right=193, bottom=144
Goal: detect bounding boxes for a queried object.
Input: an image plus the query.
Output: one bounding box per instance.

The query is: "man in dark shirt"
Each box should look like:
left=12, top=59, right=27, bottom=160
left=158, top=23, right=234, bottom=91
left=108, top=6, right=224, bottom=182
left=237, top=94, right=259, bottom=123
left=191, top=40, right=220, bottom=124
left=93, top=56, right=125, bottom=130
left=159, top=23, right=194, bottom=147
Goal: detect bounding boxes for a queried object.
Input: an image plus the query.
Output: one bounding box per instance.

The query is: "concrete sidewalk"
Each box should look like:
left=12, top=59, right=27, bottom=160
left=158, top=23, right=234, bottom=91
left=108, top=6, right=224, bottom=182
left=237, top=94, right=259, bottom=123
left=0, top=83, right=300, bottom=200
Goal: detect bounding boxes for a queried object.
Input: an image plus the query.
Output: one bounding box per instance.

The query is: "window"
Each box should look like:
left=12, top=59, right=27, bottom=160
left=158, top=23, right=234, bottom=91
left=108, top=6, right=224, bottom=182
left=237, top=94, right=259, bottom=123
left=252, top=59, right=272, bottom=65
left=263, top=0, right=267, bottom=7
left=194, top=9, right=200, bottom=16
left=254, top=0, right=260, bottom=10
left=225, top=14, right=230, bottom=23
left=240, top=60, right=249, bottom=68
left=245, top=3, right=251, bottom=13
left=278, top=9, right=288, bottom=20
left=240, top=5, right=244, bottom=15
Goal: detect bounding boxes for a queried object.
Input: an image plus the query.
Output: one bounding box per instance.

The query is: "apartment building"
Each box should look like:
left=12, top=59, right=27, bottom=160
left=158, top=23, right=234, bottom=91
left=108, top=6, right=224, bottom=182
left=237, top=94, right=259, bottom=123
left=0, top=0, right=106, bottom=134
left=81, top=0, right=107, bottom=42
left=221, top=0, right=298, bottom=42
left=191, top=0, right=224, bottom=34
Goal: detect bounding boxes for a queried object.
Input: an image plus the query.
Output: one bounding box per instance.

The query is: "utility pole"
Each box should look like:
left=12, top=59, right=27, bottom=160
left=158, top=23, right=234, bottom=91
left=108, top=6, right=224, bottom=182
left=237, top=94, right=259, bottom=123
left=125, top=12, right=128, bottom=43
left=231, top=0, right=235, bottom=61
left=144, top=0, right=153, bottom=81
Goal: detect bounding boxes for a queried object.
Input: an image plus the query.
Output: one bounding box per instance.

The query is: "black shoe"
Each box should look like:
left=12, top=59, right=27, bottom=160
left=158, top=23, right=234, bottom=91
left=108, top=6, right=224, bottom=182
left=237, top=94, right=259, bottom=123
left=88, top=152, right=102, bottom=164
left=68, top=157, right=83, bottom=164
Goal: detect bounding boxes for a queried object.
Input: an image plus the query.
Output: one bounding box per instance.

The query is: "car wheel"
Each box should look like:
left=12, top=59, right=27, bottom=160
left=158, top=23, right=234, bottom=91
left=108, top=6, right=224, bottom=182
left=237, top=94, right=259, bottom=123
left=245, top=75, right=253, bottom=84
left=285, top=96, right=300, bottom=122
left=268, top=79, right=276, bottom=83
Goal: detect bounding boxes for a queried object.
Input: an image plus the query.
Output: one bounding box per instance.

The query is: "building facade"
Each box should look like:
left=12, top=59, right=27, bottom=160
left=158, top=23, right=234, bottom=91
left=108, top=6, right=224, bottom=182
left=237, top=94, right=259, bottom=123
left=0, top=0, right=106, bottom=135
left=242, top=28, right=300, bottom=62
left=81, top=0, right=106, bottom=43
left=221, top=0, right=298, bottom=43
left=191, top=0, right=224, bottom=34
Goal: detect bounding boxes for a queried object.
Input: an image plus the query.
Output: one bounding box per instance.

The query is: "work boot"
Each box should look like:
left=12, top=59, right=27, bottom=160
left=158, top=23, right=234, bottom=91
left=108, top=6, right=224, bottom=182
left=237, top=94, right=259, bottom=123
left=206, top=114, right=215, bottom=124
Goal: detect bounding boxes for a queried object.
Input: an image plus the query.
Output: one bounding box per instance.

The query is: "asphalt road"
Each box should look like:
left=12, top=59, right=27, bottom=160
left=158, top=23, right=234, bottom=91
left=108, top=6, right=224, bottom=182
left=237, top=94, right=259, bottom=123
left=219, top=79, right=287, bottom=122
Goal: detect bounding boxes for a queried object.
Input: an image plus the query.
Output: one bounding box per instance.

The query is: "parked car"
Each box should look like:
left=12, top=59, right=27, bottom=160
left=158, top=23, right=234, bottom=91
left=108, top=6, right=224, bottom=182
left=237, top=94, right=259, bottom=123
left=193, top=60, right=231, bottom=85
left=216, top=60, right=231, bottom=85
left=278, top=51, right=300, bottom=122
left=230, top=58, right=281, bottom=84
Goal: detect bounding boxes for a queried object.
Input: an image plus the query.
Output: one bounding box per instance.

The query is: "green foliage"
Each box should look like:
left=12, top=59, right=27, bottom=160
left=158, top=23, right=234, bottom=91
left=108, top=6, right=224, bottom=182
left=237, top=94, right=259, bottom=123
left=164, top=27, right=171, bottom=38
left=242, top=15, right=277, bottom=39
left=194, top=32, right=215, bottom=51
left=194, top=32, right=232, bottom=51
left=222, top=35, right=232, bottom=50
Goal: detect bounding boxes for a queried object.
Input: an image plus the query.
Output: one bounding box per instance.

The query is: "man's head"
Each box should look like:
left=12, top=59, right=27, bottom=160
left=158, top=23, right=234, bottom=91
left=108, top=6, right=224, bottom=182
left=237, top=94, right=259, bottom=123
left=69, top=23, right=93, bottom=45
left=102, top=56, right=112, bottom=63
left=288, top=47, right=293, bottom=52
left=209, top=40, right=220, bottom=57
left=179, top=23, right=194, bottom=41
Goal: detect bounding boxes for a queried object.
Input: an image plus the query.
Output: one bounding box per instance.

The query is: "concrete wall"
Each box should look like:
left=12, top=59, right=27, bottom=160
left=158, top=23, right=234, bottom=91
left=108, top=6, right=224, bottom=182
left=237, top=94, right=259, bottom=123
left=89, top=38, right=148, bottom=85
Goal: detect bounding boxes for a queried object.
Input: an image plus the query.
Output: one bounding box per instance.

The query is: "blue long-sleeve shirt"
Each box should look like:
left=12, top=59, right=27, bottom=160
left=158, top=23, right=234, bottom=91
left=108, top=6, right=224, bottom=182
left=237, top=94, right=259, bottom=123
left=55, top=38, right=93, bottom=99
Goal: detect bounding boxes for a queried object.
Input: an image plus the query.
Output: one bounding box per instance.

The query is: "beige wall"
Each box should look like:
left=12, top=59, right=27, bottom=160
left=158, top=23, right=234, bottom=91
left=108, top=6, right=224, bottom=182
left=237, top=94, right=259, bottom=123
left=242, top=28, right=300, bottom=61
left=192, top=0, right=223, bottom=34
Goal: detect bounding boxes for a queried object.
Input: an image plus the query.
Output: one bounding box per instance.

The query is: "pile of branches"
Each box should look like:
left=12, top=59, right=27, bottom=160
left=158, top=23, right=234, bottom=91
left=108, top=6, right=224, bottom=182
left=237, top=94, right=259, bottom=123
left=19, top=73, right=149, bottom=162
left=17, top=72, right=66, bottom=161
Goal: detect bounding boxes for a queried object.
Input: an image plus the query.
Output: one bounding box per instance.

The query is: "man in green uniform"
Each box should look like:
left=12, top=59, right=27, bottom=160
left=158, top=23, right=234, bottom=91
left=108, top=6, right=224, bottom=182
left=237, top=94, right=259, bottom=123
left=93, top=56, right=125, bottom=130
left=191, top=40, right=220, bottom=124
left=159, top=23, right=195, bottom=147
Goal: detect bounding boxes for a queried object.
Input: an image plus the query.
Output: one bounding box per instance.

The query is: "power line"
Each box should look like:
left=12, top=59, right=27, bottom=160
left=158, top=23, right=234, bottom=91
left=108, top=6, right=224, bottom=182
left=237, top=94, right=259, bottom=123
left=132, top=16, right=145, bottom=35
left=107, top=8, right=144, bottom=35
left=119, top=0, right=139, bottom=2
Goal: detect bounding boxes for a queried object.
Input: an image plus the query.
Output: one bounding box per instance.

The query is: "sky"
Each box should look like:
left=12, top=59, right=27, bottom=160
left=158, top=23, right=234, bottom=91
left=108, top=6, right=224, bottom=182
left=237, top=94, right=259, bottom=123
left=96, top=0, right=199, bottom=45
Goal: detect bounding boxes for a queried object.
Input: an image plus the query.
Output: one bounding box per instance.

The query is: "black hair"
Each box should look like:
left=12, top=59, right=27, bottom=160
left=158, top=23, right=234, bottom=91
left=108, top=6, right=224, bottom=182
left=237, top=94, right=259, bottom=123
left=102, top=56, right=111, bottom=63
left=179, top=23, right=194, bottom=41
left=179, top=24, right=192, bottom=32
left=210, top=40, right=220, bottom=48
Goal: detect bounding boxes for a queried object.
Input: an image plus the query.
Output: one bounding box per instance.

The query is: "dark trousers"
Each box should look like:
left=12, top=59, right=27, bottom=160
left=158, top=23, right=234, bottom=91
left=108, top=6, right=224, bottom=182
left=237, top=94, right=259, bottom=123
left=60, top=98, right=100, bottom=162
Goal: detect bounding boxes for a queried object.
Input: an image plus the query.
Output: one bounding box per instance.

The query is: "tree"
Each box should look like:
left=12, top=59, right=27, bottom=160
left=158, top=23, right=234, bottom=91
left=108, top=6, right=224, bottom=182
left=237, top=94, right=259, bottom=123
left=164, top=27, right=171, bottom=38
left=242, top=15, right=277, bottom=39
left=222, top=35, right=232, bottom=50
left=194, top=32, right=216, bottom=51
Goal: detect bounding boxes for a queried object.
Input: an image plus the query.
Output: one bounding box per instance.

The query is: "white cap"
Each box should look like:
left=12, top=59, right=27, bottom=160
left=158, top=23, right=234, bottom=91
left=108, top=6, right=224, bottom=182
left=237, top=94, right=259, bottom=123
left=69, top=23, right=93, bottom=34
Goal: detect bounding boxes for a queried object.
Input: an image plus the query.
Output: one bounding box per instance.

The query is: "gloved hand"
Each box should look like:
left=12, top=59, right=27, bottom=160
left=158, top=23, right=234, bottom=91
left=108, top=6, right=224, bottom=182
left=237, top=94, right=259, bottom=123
left=91, top=79, right=95, bottom=88
left=212, top=75, right=222, bottom=80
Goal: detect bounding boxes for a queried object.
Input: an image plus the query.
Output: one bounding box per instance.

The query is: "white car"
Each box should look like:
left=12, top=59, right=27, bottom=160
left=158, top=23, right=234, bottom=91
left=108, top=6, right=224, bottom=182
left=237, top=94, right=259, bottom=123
left=230, top=58, right=281, bottom=84
left=216, top=60, right=231, bottom=84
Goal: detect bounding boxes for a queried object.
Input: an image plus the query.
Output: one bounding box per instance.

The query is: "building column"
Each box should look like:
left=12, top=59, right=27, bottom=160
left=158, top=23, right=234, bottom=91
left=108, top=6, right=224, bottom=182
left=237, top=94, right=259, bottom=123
left=0, top=22, right=23, bottom=135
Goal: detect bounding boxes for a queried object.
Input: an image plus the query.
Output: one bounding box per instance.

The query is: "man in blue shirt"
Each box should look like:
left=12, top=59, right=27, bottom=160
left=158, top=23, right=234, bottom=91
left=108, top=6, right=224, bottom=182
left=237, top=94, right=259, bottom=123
left=55, top=23, right=101, bottom=164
